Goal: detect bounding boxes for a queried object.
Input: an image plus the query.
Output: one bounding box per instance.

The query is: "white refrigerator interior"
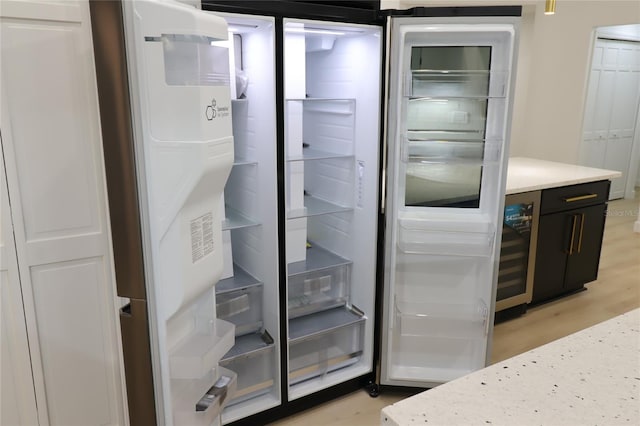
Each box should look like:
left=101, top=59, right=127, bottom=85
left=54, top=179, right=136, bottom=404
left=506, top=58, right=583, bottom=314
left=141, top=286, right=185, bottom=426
left=207, top=13, right=282, bottom=425
left=382, top=17, right=518, bottom=387
left=123, top=1, right=237, bottom=424
left=283, top=19, right=382, bottom=400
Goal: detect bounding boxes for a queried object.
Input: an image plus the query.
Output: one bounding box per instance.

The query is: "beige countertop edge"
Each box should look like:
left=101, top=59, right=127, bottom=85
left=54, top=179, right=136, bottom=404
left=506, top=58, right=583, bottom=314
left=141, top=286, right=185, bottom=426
left=506, top=157, right=622, bottom=195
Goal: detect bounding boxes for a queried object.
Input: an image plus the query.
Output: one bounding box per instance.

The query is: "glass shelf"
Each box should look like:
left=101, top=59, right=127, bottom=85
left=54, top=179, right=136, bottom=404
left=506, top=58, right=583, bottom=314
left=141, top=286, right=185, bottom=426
left=285, top=97, right=355, bottom=114
left=287, top=195, right=352, bottom=219
left=406, top=70, right=508, bottom=99
left=216, top=265, right=262, bottom=294
left=233, top=157, right=258, bottom=167
left=287, top=147, right=354, bottom=162
left=222, top=206, right=260, bottom=231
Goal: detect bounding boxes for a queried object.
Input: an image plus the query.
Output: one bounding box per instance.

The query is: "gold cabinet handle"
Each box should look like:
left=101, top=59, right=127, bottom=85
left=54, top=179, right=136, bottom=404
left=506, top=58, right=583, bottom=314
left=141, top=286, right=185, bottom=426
left=577, top=213, right=585, bottom=253
left=563, top=193, right=598, bottom=203
left=568, top=214, right=578, bottom=255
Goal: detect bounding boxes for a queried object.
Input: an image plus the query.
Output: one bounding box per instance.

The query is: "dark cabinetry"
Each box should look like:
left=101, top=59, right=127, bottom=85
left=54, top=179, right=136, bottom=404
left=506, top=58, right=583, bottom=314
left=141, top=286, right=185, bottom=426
left=532, top=180, right=610, bottom=304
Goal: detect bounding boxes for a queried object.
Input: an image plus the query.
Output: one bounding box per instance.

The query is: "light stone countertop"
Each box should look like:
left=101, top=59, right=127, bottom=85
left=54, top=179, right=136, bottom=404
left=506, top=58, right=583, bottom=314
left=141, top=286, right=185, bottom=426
left=381, top=308, right=640, bottom=426
left=506, top=157, right=622, bottom=195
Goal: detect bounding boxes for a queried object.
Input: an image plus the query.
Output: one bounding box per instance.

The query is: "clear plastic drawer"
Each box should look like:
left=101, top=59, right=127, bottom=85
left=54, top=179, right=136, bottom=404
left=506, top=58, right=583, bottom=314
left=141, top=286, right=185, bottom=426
left=288, top=305, right=365, bottom=385
left=220, top=330, right=276, bottom=406
left=216, top=284, right=263, bottom=336
left=288, top=245, right=352, bottom=318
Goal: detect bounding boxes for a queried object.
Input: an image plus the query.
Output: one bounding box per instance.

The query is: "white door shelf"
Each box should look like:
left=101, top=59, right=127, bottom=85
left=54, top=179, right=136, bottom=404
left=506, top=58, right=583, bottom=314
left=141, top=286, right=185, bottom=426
left=220, top=330, right=276, bottom=406
left=402, top=139, right=502, bottom=165
left=288, top=305, right=366, bottom=384
left=395, top=300, right=488, bottom=339
left=397, top=224, right=495, bottom=257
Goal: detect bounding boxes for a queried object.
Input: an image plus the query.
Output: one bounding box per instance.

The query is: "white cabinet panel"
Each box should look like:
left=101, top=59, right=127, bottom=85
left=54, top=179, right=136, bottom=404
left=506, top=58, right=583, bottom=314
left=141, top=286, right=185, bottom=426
left=2, top=21, right=102, bottom=242
left=30, top=259, right=118, bottom=426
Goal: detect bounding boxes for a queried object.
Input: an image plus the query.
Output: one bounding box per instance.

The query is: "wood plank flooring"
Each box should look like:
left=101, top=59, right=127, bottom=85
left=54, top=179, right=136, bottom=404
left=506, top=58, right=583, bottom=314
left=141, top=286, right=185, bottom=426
left=269, top=194, right=640, bottom=426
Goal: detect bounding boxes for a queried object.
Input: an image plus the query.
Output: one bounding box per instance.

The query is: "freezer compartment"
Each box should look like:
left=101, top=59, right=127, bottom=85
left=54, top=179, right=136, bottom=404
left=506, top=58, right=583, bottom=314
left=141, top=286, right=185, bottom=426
left=407, top=70, right=508, bottom=98
left=288, top=305, right=365, bottom=385
left=397, top=219, right=495, bottom=257
left=173, top=366, right=238, bottom=426
left=169, top=319, right=235, bottom=379
left=220, top=330, right=276, bottom=406
left=216, top=284, right=263, bottom=336
left=288, top=245, right=352, bottom=318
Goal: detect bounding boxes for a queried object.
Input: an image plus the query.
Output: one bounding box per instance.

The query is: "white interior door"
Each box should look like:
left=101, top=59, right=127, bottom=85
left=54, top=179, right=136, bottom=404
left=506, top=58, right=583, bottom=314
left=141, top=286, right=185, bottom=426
left=0, top=1, right=126, bottom=424
left=1, top=134, right=39, bottom=426
left=582, top=38, right=640, bottom=199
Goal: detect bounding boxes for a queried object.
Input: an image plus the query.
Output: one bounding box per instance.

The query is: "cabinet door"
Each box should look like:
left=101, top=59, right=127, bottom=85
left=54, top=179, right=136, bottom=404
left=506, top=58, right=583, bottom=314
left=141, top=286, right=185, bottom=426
left=532, top=212, right=571, bottom=303
left=564, top=204, right=607, bottom=291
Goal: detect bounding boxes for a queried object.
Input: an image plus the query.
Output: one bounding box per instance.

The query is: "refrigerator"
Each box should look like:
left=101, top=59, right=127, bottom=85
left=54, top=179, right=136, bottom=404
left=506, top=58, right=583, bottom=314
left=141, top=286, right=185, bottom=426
left=91, top=1, right=520, bottom=425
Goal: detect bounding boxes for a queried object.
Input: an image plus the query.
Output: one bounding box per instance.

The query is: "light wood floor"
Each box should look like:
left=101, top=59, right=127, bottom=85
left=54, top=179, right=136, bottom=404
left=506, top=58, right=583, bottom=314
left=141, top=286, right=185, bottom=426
left=270, top=194, right=640, bottom=426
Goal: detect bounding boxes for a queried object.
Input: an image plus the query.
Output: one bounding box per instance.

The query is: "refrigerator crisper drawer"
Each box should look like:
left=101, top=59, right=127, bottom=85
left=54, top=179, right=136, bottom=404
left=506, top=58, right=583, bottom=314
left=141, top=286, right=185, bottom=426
left=216, top=284, right=263, bottom=336
left=397, top=219, right=495, bottom=257
left=288, top=305, right=365, bottom=385
left=287, top=245, right=352, bottom=318
left=172, top=366, right=238, bottom=426
left=169, top=319, right=235, bottom=379
left=220, top=330, right=276, bottom=406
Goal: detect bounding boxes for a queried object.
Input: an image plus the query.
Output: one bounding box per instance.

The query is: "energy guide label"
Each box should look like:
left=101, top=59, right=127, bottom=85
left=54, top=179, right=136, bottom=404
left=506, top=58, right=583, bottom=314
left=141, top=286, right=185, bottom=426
left=191, top=212, right=214, bottom=263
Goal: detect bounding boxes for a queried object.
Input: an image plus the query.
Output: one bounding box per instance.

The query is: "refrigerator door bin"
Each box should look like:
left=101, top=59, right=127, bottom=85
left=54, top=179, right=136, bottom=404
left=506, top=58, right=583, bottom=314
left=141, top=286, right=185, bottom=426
left=395, top=300, right=488, bottom=339
left=397, top=222, right=495, bottom=257
left=220, top=330, right=276, bottom=406
left=288, top=305, right=365, bottom=385
left=402, top=138, right=502, bottom=165
left=407, top=70, right=508, bottom=98
left=288, top=244, right=352, bottom=318
left=169, top=319, right=235, bottom=379
left=173, top=366, right=238, bottom=426
left=216, top=284, right=263, bottom=336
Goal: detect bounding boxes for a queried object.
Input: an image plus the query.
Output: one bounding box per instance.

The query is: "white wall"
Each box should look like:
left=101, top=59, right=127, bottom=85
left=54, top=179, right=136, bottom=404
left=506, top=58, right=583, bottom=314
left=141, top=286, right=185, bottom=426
left=382, top=0, right=640, bottom=164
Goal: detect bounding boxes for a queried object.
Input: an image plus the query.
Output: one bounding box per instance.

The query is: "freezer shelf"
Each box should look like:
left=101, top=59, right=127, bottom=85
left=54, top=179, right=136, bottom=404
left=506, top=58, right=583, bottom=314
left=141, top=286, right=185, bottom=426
left=288, top=245, right=351, bottom=318
left=287, top=194, right=352, bottom=219
left=222, top=205, right=260, bottom=230
left=220, top=330, right=276, bottom=406
left=169, top=319, right=235, bottom=379
left=407, top=70, right=508, bottom=98
left=287, top=147, right=354, bottom=162
left=288, top=305, right=365, bottom=385
left=216, top=264, right=261, bottom=294
left=173, top=366, right=238, bottom=426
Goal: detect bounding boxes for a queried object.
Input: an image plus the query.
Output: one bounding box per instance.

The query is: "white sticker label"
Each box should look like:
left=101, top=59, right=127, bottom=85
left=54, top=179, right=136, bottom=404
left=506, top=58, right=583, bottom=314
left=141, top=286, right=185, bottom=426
left=191, top=212, right=214, bottom=263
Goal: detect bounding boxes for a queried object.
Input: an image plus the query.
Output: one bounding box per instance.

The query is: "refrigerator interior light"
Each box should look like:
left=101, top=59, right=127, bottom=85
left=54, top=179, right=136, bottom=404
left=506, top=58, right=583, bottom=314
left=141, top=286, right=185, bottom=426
left=285, top=27, right=346, bottom=36
left=544, top=0, right=556, bottom=15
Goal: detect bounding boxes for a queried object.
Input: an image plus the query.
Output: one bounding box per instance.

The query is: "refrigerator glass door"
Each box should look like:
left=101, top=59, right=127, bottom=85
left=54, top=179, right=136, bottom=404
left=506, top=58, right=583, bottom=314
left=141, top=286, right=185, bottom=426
left=382, top=17, right=517, bottom=387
